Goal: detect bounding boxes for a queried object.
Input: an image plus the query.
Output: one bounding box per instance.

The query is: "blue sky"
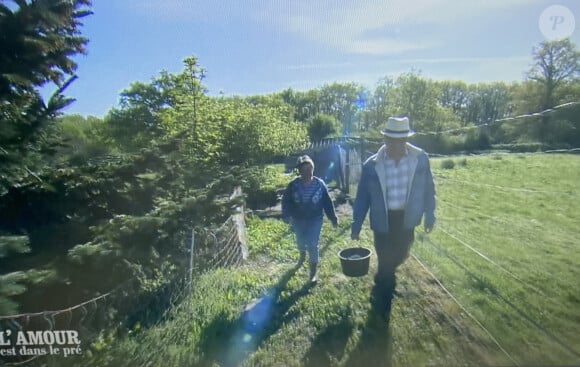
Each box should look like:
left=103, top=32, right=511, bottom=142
left=56, top=0, right=580, bottom=117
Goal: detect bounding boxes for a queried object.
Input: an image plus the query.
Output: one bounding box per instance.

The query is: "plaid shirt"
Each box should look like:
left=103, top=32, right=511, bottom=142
left=382, top=151, right=410, bottom=210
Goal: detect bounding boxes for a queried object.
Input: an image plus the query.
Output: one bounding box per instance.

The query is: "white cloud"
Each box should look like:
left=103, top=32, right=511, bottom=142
left=400, top=56, right=530, bottom=65
left=257, top=0, right=544, bottom=55
left=345, top=38, right=436, bottom=55
left=128, top=0, right=544, bottom=55
left=273, top=54, right=532, bottom=93
left=281, top=62, right=354, bottom=71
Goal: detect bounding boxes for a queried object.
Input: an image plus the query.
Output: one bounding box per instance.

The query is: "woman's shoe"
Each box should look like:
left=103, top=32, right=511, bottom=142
left=309, top=262, right=318, bottom=283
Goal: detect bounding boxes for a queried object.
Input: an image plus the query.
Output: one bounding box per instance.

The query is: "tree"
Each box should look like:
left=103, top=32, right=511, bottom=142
left=318, top=82, right=364, bottom=134
left=435, top=81, right=469, bottom=123
left=0, top=0, right=92, bottom=192
left=526, top=38, right=580, bottom=143
left=527, top=38, right=580, bottom=110
left=0, top=0, right=91, bottom=307
left=392, top=71, right=440, bottom=131
left=307, top=113, right=340, bottom=142
left=218, top=98, right=308, bottom=165
left=362, top=77, right=396, bottom=131
left=279, top=88, right=322, bottom=123
left=54, top=114, right=111, bottom=165
left=105, top=81, right=168, bottom=152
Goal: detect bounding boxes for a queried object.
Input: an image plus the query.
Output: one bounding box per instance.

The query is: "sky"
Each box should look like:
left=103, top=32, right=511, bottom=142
left=53, top=0, right=580, bottom=117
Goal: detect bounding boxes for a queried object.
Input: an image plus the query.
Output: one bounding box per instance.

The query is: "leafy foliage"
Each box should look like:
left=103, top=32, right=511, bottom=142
left=307, top=113, right=340, bottom=142
left=53, top=114, right=112, bottom=164
left=0, top=0, right=92, bottom=193
left=527, top=38, right=580, bottom=110
left=0, top=0, right=92, bottom=315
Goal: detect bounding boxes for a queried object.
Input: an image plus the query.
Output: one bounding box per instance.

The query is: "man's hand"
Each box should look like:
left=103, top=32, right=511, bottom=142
left=351, top=232, right=360, bottom=240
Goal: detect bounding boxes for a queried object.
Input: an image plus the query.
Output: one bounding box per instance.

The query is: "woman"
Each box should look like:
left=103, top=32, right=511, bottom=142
left=282, top=155, right=338, bottom=283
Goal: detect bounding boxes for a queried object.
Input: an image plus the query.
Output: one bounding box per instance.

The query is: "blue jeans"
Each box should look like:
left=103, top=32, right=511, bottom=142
left=292, top=217, right=323, bottom=263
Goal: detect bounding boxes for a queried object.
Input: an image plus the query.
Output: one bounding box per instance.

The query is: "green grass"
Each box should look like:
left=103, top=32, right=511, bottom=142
left=71, top=153, right=578, bottom=367
left=418, top=153, right=580, bottom=365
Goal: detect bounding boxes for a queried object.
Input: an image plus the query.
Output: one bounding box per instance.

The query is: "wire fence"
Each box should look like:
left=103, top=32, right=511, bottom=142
left=414, top=101, right=580, bottom=137
left=414, top=233, right=580, bottom=361
left=0, top=188, right=248, bottom=366
left=303, top=101, right=580, bottom=186
left=190, top=211, right=248, bottom=273
left=410, top=253, right=519, bottom=366
left=0, top=280, right=138, bottom=366
left=402, top=150, right=578, bottom=364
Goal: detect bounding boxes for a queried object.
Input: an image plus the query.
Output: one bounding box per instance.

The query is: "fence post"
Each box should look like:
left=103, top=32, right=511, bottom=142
left=231, top=186, right=248, bottom=261
left=345, top=146, right=350, bottom=195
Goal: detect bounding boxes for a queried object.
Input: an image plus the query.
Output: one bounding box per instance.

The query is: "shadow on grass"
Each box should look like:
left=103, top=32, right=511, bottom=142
left=319, top=224, right=349, bottom=256
left=343, top=287, right=395, bottom=367
left=301, top=318, right=353, bottom=367
left=196, top=265, right=315, bottom=367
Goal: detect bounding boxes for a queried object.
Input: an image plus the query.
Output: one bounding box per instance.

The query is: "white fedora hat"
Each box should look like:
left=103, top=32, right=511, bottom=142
left=381, top=116, right=415, bottom=138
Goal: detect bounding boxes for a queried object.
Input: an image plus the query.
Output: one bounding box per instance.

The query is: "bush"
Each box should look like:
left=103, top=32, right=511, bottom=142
left=243, top=165, right=289, bottom=209
left=491, top=143, right=545, bottom=153
left=441, top=159, right=455, bottom=169
left=464, top=129, right=491, bottom=151
left=308, top=113, right=340, bottom=142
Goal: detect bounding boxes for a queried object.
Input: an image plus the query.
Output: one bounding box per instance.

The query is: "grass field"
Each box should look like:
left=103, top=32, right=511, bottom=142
left=77, top=153, right=579, bottom=367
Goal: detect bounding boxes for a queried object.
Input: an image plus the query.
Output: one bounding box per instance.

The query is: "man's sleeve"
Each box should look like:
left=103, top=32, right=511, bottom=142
left=321, top=181, right=338, bottom=225
left=351, top=166, right=371, bottom=236
left=281, top=181, right=293, bottom=220
left=423, top=157, right=436, bottom=227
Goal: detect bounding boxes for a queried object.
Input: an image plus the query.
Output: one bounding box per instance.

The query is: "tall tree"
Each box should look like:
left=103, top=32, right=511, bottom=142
left=363, top=77, right=396, bottom=131
left=318, top=82, right=364, bottom=134
left=0, top=0, right=92, bottom=314
left=307, top=113, right=340, bottom=142
left=392, top=71, right=439, bottom=131
left=0, top=0, right=92, bottom=191
left=104, top=81, right=168, bottom=152
left=278, top=88, right=322, bottom=123
left=435, top=80, right=469, bottom=124
left=527, top=38, right=580, bottom=111
left=465, top=82, right=513, bottom=125
left=526, top=38, right=580, bottom=143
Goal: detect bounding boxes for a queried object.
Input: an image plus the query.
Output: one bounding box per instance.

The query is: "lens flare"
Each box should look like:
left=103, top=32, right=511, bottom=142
left=223, top=290, right=276, bottom=365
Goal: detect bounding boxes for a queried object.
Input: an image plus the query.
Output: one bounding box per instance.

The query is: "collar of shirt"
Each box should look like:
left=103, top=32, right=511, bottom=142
left=382, top=145, right=409, bottom=162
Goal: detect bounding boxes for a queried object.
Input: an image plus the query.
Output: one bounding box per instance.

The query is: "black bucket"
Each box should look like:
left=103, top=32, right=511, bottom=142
left=338, top=247, right=372, bottom=277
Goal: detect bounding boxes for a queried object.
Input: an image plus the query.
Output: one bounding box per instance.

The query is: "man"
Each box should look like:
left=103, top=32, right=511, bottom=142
left=282, top=155, right=338, bottom=283
left=351, top=116, right=436, bottom=319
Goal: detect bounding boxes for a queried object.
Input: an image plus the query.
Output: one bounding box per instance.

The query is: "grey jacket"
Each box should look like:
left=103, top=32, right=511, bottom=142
left=351, top=143, right=436, bottom=235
